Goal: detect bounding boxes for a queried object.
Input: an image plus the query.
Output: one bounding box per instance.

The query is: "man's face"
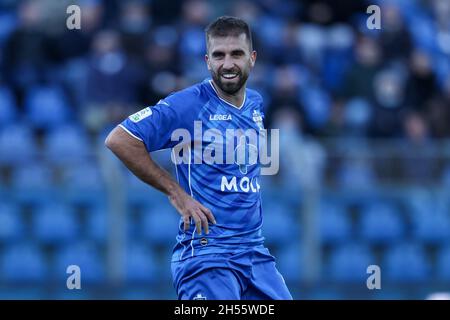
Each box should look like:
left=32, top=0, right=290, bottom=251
left=205, top=33, right=256, bottom=95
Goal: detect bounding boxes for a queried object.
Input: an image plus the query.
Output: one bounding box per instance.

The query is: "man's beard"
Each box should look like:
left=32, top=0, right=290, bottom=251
left=211, top=68, right=249, bottom=95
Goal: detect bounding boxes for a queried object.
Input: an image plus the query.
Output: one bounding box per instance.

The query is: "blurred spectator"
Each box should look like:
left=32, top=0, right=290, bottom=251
left=83, top=30, right=144, bottom=132
left=341, top=35, right=382, bottom=100
left=52, top=0, right=105, bottom=61
left=2, top=0, right=47, bottom=104
left=119, top=0, right=152, bottom=61
left=271, top=107, right=326, bottom=190
left=400, top=112, right=436, bottom=184
left=379, top=2, right=412, bottom=61
left=141, top=26, right=181, bottom=104
left=176, top=0, right=211, bottom=82
left=404, top=50, right=437, bottom=110
left=370, top=67, right=407, bottom=137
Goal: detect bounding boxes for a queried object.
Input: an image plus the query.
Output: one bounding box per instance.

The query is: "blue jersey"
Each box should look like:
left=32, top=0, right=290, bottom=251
left=120, top=79, right=266, bottom=261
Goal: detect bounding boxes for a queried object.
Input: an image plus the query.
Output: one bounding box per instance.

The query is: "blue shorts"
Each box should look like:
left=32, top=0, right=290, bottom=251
left=171, top=247, right=293, bottom=300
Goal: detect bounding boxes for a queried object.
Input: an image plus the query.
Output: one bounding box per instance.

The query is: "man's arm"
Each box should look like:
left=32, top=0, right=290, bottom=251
left=105, top=126, right=216, bottom=234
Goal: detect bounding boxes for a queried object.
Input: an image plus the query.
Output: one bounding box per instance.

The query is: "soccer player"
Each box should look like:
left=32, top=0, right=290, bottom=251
left=105, top=16, right=292, bottom=300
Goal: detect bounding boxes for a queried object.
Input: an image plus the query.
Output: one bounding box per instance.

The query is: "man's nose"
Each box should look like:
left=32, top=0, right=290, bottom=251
left=222, top=55, right=234, bottom=70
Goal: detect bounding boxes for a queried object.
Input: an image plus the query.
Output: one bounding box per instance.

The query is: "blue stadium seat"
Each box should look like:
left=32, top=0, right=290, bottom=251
left=300, top=86, right=331, bottom=130
left=0, top=86, right=17, bottom=126
left=336, top=160, right=377, bottom=190
left=383, top=243, right=430, bottom=283
left=86, top=206, right=108, bottom=243
left=276, top=244, right=303, bottom=283
left=126, top=170, right=168, bottom=207
left=119, top=288, right=159, bottom=300
left=411, top=212, right=450, bottom=244
left=343, top=98, right=372, bottom=133
left=441, top=164, right=450, bottom=187
left=0, top=13, right=17, bottom=45
left=0, top=243, right=47, bottom=283
left=62, top=163, right=105, bottom=206
left=406, top=191, right=450, bottom=243
left=0, top=203, right=24, bottom=242
left=0, top=124, right=37, bottom=165
left=11, top=163, right=55, bottom=205
left=318, top=202, right=351, bottom=244
left=262, top=202, right=299, bottom=246
left=141, top=204, right=180, bottom=245
left=53, top=241, right=105, bottom=284
left=125, top=243, right=159, bottom=284
left=328, top=243, right=375, bottom=283
left=45, top=125, right=90, bottom=165
left=358, top=203, right=405, bottom=244
left=436, top=245, right=450, bottom=281
left=32, top=203, right=80, bottom=245
left=24, top=86, right=70, bottom=130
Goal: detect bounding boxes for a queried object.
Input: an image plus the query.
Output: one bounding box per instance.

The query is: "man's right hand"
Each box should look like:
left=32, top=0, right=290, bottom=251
left=168, top=188, right=216, bottom=235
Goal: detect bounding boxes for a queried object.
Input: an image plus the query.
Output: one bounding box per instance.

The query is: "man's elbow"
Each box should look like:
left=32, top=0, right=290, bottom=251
left=104, top=129, right=119, bottom=151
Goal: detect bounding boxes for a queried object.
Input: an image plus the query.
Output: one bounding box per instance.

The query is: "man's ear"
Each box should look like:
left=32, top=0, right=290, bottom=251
left=250, top=50, right=257, bottom=68
left=205, top=54, right=211, bottom=70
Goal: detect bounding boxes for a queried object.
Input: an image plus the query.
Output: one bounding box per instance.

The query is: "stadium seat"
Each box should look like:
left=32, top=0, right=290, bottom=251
left=383, top=242, right=430, bottom=283
left=141, top=204, right=180, bottom=246
left=411, top=211, right=450, bottom=244
left=61, top=163, right=105, bottom=206
left=358, top=202, right=405, bottom=244
left=328, top=243, right=375, bottom=283
left=24, top=86, right=70, bottom=130
left=31, top=203, right=80, bottom=245
left=86, top=206, right=108, bottom=243
left=125, top=243, right=159, bottom=284
left=299, top=86, right=331, bottom=130
left=318, top=201, right=351, bottom=244
left=436, top=245, right=450, bottom=281
left=0, top=124, right=37, bottom=165
left=0, top=12, right=17, bottom=45
left=336, top=160, right=377, bottom=190
left=343, top=98, right=372, bottom=134
left=53, top=241, right=105, bottom=284
left=119, top=288, right=159, bottom=300
left=276, top=244, right=303, bottom=283
left=11, top=162, right=55, bottom=205
left=0, top=86, right=17, bottom=126
left=406, top=191, right=450, bottom=243
left=262, top=202, right=299, bottom=246
left=0, top=243, right=47, bottom=283
left=126, top=170, right=167, bottom=207
left=0, top=203, right=24, bottom=242
left=44, top=124, right=90, bottom=165
left=440, top=164, right=450, bottom=187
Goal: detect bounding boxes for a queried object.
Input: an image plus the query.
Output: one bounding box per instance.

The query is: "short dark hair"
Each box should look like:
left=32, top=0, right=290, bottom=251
left=205, top=16, right=253, bottom=51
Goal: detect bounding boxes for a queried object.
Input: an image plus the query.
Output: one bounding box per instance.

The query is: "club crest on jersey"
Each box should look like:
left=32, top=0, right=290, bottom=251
left=129, top=107, right=152, bottom=123
left=252, top=110, right=264, bottom=129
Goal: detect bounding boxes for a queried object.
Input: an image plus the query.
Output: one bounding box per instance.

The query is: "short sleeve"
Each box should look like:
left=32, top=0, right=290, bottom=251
left=119, top=87, right=199, bottom=152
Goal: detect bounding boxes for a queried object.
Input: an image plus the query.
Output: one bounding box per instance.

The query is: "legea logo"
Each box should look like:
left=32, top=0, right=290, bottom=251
left=170, top=121, right=279, bottom=176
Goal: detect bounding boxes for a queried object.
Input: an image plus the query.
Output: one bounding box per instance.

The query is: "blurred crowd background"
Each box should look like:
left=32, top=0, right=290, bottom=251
left=0, top=0, right=450, bottom=299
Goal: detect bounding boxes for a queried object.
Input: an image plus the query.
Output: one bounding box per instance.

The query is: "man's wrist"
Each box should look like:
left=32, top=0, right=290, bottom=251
left=167, top=182, right=185, bottom=199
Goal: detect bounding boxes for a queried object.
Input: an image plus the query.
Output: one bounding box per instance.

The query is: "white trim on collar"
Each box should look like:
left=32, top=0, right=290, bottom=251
left=209, top=80, right=246, bottom=110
